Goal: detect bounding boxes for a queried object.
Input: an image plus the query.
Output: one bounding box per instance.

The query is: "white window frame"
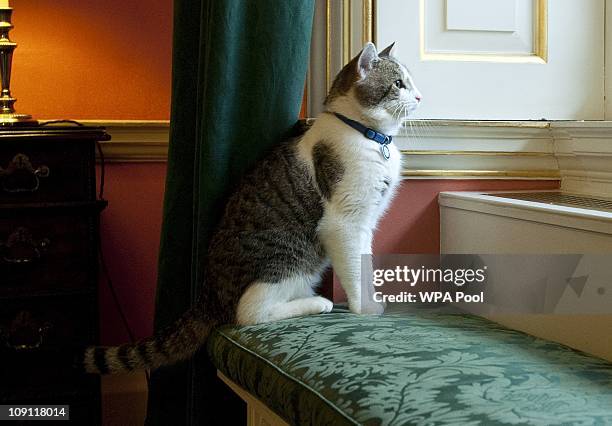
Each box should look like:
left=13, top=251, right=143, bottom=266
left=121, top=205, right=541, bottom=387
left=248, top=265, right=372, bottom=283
left=306, top=0, right=612, bottom=195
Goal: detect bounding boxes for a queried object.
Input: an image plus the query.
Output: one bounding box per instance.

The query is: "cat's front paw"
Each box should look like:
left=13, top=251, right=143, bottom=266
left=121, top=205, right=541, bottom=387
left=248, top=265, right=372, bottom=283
left=349, top=300, right=385, bottom=315
left=313, top=296, right=334, bottom=314
left=362, top=301, right=385, bottom=315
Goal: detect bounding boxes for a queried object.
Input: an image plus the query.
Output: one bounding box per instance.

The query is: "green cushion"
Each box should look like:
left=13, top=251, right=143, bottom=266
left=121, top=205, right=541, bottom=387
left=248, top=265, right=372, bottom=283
left=207, top=308, right=612, bottom=425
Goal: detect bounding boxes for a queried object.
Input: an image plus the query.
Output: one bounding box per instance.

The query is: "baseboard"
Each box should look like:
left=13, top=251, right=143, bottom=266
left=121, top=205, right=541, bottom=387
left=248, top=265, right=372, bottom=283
left=101, top=373, right=148, bottom=426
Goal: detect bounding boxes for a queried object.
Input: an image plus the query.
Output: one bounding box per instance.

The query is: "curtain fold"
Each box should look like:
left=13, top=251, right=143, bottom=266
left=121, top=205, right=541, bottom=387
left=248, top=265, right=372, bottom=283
left=146, top=1, right=315, bottom=424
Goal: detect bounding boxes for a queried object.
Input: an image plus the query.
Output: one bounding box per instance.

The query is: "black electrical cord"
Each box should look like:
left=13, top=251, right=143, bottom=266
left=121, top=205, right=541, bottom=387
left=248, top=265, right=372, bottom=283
left=95, top=140, right=105, bottom=200
left=95, top=136, right=150, bottom=384
left=98, top=237, right=151, bottom=385
left=41, top=119, right=149, bottom=383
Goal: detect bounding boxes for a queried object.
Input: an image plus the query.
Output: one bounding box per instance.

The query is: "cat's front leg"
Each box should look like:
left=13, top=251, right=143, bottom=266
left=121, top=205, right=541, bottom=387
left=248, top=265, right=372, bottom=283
left=319, top=214, right=383, bottom=315
left=359, top=228, right=386, bottom=314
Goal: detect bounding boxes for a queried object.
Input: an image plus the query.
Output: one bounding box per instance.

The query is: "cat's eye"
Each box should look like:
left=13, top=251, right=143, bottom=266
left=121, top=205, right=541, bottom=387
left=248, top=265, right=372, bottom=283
left=394, top=79, right=405, bottom=89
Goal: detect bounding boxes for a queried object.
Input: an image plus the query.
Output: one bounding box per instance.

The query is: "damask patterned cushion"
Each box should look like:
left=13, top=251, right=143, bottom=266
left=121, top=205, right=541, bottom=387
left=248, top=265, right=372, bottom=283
left=207, top=308, right=612, bottom=425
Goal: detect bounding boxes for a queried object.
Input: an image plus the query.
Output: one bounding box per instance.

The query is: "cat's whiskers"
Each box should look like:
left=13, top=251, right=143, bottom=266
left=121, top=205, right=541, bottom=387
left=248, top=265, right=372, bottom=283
left=391, top=103, right=404, bottom=124
left=401, top=102, right=413, bottom=136
left=391, top=106, right=401, bottom=124
left=416, top=118, right=434, bottom=136
left=407, top=119, right=418, bottom=143
left=393, top=101, right=411, bottom=129
left=416, top=119, right=434, bottom=139
left=409, top=119, right=422, bottom=140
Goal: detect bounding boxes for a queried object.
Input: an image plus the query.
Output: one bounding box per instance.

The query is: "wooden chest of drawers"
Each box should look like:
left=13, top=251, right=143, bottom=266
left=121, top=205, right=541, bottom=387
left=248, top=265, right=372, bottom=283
left=0, top=126, right=109, bottom=424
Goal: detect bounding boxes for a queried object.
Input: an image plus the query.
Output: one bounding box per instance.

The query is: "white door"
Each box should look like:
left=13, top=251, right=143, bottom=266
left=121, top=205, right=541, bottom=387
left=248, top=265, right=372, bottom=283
left=376, top=0, right=605, bottom=120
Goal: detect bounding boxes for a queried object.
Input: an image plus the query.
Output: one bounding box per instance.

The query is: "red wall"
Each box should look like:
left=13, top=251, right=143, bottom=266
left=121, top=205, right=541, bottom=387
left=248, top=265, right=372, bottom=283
left=375, top=179, right=560, bottom=253
left=98, top=164, right=167, bottom=344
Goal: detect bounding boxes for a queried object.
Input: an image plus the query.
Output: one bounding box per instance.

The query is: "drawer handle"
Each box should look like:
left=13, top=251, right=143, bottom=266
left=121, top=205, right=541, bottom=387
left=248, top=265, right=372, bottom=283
left=0, top=153, right=50, bottom=193
left=0, top=227, right=50, bottom=264
left=1, top=311, right=52, bottom=351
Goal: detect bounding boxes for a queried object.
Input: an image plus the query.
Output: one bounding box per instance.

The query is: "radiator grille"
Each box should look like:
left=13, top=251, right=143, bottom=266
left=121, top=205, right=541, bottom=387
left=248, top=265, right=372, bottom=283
left=491, top=192, right=612, bottom=213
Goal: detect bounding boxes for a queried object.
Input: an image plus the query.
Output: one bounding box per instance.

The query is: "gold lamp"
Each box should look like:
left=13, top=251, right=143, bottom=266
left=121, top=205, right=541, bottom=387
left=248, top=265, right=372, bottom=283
left=0, top=0, right=36, bottom=126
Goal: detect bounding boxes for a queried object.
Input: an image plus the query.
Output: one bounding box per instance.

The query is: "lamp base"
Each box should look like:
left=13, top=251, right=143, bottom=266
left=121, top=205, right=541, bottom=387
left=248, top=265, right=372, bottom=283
left=0, top=113, right=38, bottom=126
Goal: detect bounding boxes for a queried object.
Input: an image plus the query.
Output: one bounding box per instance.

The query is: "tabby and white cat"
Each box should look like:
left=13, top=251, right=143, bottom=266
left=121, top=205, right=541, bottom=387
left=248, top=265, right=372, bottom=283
left=83, top=42, right=421, bottom=374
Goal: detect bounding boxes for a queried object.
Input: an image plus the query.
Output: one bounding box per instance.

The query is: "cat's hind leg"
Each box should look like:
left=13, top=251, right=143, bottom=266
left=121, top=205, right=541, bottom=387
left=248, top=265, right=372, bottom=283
left=236, top=276, right=333, bottom=325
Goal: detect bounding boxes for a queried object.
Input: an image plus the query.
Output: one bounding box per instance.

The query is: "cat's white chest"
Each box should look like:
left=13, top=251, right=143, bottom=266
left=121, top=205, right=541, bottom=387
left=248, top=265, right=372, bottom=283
left=356, top=138, right=401, bottom=188
left=388, top=144, right=402, bottom=189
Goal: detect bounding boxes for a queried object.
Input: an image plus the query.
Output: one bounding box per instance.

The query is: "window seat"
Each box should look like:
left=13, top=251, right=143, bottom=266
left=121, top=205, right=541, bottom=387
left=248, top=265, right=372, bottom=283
left=207, top=307, right=612, bottom=425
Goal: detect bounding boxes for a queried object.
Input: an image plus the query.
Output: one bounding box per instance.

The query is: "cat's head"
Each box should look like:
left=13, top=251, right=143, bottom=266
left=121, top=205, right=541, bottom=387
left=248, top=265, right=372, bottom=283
left=325, top=42, right=421, bottom=133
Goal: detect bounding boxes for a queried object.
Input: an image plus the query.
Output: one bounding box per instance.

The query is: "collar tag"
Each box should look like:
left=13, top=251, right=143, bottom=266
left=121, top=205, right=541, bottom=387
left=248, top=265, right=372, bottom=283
left=381, top=144, right=391, bottom=160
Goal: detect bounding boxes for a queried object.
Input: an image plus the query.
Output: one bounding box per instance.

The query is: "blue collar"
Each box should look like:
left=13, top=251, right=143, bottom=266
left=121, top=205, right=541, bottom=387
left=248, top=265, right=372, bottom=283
left=333, top=112, right=393, bottom=160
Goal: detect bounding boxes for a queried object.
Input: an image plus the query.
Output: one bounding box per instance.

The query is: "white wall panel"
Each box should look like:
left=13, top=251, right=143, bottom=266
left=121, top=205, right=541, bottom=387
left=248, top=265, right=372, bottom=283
left=428, top=0, right=534, bottom=55
left=377, top=0, right=605, bottom=120
left=446, top=0, right=518, bottom=32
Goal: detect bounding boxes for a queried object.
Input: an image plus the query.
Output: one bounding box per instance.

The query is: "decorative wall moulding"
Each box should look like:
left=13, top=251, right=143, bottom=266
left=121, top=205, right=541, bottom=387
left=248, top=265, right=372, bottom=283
left=84, top=119, right=612, bottom=198
left=420, top=0, right=548, bottom=64
left=397, top=120, right=557, bottom=180
left=80, top=120, right=170, bottom=163
left=552, top=123, right=612, bottom=197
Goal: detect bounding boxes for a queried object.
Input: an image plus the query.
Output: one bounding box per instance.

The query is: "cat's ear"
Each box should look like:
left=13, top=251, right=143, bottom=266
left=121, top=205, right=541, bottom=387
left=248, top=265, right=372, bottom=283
left=380, top=42, right=398, bottom=59
left=357, top=42, right=379, bottom=78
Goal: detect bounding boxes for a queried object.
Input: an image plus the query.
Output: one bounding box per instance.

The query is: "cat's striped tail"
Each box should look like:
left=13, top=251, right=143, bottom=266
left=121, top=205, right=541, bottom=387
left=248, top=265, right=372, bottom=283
left=79, top=306, right=214, bottom=374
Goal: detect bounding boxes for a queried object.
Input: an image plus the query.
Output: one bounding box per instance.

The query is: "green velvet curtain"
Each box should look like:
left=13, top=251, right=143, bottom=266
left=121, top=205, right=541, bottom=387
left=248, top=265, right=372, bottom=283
left=146, top=1, right=314, bottom=424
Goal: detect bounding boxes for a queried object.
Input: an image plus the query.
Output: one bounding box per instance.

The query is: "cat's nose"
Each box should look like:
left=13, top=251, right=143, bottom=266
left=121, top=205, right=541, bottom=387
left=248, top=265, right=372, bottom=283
left=415, top=95, right=422, bottom=102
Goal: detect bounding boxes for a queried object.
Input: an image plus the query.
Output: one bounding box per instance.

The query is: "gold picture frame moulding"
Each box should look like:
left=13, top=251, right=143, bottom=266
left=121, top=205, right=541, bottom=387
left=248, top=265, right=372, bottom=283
left=326, top=0, right=377, bottom=92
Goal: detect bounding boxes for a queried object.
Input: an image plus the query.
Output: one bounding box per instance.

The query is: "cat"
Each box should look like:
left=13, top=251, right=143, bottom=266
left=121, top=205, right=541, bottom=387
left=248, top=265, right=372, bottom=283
left=82, top=42, right=422, bottom=374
